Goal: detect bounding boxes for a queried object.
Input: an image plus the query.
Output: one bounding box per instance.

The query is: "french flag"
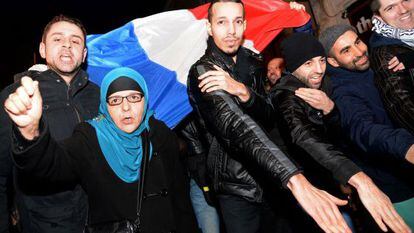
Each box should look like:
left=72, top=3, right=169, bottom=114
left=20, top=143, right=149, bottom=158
left=86, top=0, right=310, bottom=128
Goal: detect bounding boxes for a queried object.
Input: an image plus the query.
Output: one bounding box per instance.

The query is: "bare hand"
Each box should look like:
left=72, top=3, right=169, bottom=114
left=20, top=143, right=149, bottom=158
left=290, top=1, right=306, bottom=11
left=406, top=145, right=414, bottom=164
left=388, top=56, right=405, bottom=72
left=198, top=65, right=250, bottom=102
left=295, top=88, right=334, bottom=115
left=349, top=172, right=411, bottom=233
left=287, top=174, right=352, bottom=233
left=4, top=76, right=42, bottom=140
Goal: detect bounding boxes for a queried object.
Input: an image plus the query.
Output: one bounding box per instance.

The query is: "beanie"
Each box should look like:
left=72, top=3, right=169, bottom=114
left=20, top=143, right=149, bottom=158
left=281, top=33, right=326, bottom=73
left=319, top=24, right=356, bottom=55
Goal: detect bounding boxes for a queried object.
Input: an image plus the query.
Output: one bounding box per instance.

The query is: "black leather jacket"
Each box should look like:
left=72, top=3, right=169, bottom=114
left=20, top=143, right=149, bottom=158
left=272, top=75, right=361, bottom=186
left=186, top=39, right=300, bottom=202
left=370, top=32, right=414, bottom=135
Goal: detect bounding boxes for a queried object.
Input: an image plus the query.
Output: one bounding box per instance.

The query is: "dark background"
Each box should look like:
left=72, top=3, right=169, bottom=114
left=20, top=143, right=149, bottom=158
left=0, top=0, right=207, bottom=90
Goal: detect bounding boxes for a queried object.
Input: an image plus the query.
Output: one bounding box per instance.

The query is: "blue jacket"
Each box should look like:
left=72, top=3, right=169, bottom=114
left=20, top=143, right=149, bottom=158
left=327, top=66, right=414, bottom=202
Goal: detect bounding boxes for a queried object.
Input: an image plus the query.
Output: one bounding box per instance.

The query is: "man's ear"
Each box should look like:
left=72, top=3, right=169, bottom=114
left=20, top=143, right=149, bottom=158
left=327, top=57, right=340, bottom=68
left=39, top=42, right=46, bottom=59
left=206, top=21, right=212, bottom=36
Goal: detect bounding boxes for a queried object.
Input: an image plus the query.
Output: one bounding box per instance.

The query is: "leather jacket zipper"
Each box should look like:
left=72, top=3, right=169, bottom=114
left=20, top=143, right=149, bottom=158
left=67, top=84, right=82, bottom=123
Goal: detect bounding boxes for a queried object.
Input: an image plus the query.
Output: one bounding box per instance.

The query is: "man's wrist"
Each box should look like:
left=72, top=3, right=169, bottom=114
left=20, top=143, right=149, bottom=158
left=348, top=172, right=371, bottom=190
left=323, top=100, right=335, bottom=115
left=237, top=84, right=251, bottom=103
left=20, top=123, right=40, bottom=140
left=287, top=173, right=306, bottom=191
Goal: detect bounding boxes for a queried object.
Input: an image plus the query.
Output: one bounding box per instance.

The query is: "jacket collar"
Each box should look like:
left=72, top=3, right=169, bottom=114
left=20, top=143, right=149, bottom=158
left=274, top=74, right=307, bottom=92
left=205, top=37, right=258, bottom=86
left=205, top=37, right=249, bottom=73
left=369, top=32, right=405, bottom=48
left=41, top=68, right=89, bottom=94
left=327, top=65, right=374, bottom=84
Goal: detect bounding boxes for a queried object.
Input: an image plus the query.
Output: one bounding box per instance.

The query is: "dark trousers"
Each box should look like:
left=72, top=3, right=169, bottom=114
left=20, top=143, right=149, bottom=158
left=16, top=184, right=88, bottom=233
left=218, top=193, right=324, bottom=233
left=218, top=194, right=296, bottom=233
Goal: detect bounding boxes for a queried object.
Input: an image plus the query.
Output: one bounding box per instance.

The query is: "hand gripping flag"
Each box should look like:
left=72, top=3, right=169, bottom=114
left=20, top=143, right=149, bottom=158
left=86, top=0, right=310, bottom=128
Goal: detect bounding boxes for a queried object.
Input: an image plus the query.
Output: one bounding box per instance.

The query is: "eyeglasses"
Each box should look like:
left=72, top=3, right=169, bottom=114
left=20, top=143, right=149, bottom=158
left=107, top=93, right=144, bottom=106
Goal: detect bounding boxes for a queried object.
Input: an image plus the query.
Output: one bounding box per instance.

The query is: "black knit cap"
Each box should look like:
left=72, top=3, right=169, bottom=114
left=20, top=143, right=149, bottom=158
left=281, top=33, right=326, bottom=73
left=106, top=76, right=143, bottom=98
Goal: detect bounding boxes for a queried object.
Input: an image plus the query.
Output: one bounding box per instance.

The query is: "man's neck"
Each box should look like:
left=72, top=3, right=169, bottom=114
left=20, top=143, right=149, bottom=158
left=232, top=55, right=237, bottom=63
left=61, top=75, right=74, bottom=85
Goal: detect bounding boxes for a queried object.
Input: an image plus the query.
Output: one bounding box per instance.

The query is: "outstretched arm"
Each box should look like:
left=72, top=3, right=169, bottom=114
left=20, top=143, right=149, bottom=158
left=348, top=172, right=411, bottom=233
left=279, top=90, right=410, bottom=232
left=189, top=64, right=352, bottom=233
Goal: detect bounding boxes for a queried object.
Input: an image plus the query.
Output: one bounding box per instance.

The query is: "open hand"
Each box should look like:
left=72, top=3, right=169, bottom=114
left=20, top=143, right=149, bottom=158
left=349, top=172, right=411, bottom=233
left=287, top=174, right=352, bottom=233
left=295, top=88, right=334, bottom=115
left=198, top=65, right=250, bottom=102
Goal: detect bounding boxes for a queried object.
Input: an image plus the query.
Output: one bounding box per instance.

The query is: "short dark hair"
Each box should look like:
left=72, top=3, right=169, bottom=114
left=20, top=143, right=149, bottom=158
left=42, top=14, right=87, bottom=43
left=207, top=0, right=245, bottom=22
left=370, top=0, right=381, bottom=14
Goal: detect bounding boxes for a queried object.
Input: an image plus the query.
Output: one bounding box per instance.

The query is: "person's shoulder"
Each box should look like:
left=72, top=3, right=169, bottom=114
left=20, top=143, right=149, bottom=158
left=275, top=75, right=303, bottom=92
left=71, top=122, right=97, bottom=141
left=83, top=81, right=100, bottom=97
left=190, top=57, right=216, bottom=75
left=149, top=117, right=171, bottom=136
left=242, top=46, right=263, bottom=62
left=148, top=117, right=178, bottom=149
left=86, top=79, right=100, bottom=90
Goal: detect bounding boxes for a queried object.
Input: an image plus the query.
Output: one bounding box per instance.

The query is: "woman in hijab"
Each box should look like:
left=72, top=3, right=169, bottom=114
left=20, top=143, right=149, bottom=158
left=5, top=67, right=198, bottom=233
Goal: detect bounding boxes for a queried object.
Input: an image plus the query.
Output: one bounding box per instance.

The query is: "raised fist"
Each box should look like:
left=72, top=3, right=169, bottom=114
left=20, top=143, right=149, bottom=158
left=4, top=76, right=43, bottom=139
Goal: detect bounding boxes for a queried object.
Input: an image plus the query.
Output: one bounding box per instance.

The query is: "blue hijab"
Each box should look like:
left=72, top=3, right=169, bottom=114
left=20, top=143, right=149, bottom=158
left=88, top=67, right=152, bottom=183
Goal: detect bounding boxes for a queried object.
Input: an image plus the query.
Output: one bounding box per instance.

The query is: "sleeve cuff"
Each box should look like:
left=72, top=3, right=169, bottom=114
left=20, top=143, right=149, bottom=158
left=336, top=160, right=362, bottom=185
left=281, top=170, right=303, bottom=189
left=12, top=119, right=47, bottom=154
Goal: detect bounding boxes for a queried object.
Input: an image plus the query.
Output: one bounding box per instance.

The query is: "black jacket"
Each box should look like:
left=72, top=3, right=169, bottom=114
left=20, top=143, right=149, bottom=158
left=177, top=114, right=211, bottom=189
left=0, top=68, right=99, bottom=233
left=12, top=118, right=199, bottom=233
left=370, top=32, right=414, bottom=135
left=186, top=38, right=300, bottom=203
left=272, top=75, right=361, bottom=188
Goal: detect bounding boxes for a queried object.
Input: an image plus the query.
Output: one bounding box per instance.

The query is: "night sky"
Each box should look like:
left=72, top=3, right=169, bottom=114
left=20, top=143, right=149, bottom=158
left=0, top=0, right=203, bottom=90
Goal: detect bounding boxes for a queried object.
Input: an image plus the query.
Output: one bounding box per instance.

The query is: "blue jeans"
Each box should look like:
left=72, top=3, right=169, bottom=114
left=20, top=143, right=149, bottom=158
left=341, top=210, right=356, bottom=233
left=189, top=179, right=220, bottom=233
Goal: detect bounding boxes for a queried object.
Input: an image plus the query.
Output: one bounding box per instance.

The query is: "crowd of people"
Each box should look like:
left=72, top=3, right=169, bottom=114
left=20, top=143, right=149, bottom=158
left=0, top=0, right=413, bottom=233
